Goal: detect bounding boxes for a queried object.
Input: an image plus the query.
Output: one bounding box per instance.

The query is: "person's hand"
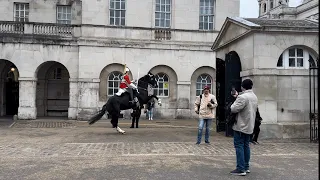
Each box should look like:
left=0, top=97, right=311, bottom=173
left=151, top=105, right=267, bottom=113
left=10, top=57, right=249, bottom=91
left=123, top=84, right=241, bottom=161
left=232, top=90, right=238, bottom=98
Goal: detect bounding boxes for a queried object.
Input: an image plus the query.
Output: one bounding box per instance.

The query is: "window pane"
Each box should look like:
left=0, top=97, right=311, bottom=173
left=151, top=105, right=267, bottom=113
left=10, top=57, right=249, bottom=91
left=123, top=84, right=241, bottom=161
left=161, top=5, right=165, bottom=11
left=165, top=13, right=170, bottom=20
left=115, top=18, right=120, bottom=25
left=289, top=48, right=295, bottom=57
left=289, top=58, right=295, bottom=67
left=121, top=1, right=125, bottom=9
left=156, top=4, right=160, bottom=11
left=160, top=19, right=165, bottom=27
left=199, top=22, right=204, bottom=30
left=204, top=23, right=208, bottom=30
left=121, top=18, right=125, bottom=25
left=165, top=20, right=170, bottom=27
left=155, top=12, right=160, bottom=19
left=166, top=5, right=170, bottom=12
left=120, top=11, right=125, bottom=18
left=164, top=90, right=169, bottom=96
left=155, top=19, right=160, bottom=26
left=116, top=11, right=120, bottom=17
left=110, top=18, right=114, bottom=25
left=297, top=58, right=303, bottom=67
left=297, top=48, right=303, bottom=57
left=166, top=0, right=170, bottom=4
left=209, top=23, right=213, bottom=30
left=110, top=10, right=114, bottom=17
left=116, top=2, right=120, bottom=9
left=209, top=16, right=213, bottom=22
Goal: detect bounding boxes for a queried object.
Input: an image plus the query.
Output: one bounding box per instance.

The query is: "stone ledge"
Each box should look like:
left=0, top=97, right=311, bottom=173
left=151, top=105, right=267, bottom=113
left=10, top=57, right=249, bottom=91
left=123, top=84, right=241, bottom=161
left=260, top=122, right=311, bottom=140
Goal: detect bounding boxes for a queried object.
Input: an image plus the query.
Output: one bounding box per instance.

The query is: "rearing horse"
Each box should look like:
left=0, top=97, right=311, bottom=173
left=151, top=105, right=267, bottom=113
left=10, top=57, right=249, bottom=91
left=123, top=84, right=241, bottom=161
left=88, top=72, right=161, bottom=134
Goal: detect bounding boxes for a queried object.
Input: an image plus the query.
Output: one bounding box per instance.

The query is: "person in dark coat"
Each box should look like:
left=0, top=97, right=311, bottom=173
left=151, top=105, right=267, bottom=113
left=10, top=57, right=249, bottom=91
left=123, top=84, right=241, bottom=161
left=251, top=107, right=262, bottom=144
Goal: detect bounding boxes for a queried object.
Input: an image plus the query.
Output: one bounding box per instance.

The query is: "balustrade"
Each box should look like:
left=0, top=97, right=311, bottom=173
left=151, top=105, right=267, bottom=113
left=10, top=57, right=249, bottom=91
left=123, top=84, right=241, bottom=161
left=0, top=22, right=24, bottom=34
left=154, top=29, right=172, bottom=40
left=33, top=24, right=73, bottom=37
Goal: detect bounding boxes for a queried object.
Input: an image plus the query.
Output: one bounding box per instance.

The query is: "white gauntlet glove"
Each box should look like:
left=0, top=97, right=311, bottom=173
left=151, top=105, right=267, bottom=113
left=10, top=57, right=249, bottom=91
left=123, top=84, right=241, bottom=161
left=129, top=83, right=137, bottom=89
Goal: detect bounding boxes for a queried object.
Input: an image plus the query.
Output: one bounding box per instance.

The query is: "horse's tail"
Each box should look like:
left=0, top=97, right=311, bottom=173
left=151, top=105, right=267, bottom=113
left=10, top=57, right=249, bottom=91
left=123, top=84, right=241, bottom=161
left=88, top=103, right=108, bottom=125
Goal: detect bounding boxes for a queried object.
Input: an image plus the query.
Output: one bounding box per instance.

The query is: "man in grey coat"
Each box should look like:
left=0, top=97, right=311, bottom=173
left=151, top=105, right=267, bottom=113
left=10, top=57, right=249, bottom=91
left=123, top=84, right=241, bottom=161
left=229, top=79, right=258, bottom=176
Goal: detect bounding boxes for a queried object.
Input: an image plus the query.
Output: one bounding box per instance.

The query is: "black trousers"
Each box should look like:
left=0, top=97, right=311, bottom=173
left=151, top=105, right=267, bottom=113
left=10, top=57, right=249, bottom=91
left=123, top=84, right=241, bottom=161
left=251, top=121, right=261, bottom=142
left=127, top=88, right=133, bottom=101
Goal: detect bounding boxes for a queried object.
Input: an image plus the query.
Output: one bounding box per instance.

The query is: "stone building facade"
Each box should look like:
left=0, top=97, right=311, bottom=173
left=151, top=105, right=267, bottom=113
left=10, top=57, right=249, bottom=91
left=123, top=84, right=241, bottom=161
left=0, top=0, right=240, bottom=120
left=212, top=0, right=319, bottom=139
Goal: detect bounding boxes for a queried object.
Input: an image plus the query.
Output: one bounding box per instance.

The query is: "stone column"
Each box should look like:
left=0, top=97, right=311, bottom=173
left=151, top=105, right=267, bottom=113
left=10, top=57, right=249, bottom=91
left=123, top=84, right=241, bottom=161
left=176, top=81, right=191, bottom=119
left=18, top=77, right=37, bottom=120
left=77, top=78, right=100, bottom=120
left=68, top=78, right=79, bottom=119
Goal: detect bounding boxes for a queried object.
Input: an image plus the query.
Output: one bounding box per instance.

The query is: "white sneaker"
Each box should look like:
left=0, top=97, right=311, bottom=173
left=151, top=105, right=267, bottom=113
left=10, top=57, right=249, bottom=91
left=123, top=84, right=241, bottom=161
left=150, top=118, right=153, bottom=121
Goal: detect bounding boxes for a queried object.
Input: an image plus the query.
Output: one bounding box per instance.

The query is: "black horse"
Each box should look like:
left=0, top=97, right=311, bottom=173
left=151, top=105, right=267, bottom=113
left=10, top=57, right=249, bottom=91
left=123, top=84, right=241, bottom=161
left=89, top=72, right=162, bottom=134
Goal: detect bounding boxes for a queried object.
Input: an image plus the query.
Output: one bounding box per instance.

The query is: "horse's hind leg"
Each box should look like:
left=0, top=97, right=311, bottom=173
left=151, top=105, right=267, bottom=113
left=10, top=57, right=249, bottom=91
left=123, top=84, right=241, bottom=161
left=111, top=114, right=125, bottom=134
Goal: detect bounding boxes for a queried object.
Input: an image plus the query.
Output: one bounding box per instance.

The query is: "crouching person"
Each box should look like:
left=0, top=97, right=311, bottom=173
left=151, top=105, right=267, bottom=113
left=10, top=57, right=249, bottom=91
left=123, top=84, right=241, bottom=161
left=194, top=86, right=218, bottom=145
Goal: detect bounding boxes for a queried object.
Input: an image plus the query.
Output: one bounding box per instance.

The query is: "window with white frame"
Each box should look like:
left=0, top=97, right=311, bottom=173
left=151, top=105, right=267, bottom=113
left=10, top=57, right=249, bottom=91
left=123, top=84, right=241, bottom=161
left=199, top=0, right=214, bottom=30
left=110, top=0, right=126, bottom=26
left=57, top=5, right=72, bottom=24
left=277, top=47, right=317, bottom=69
left=155, top=0, right=171, bottom=28
left=270, top=0, right=274, bottom=9
left=153, top=73, right=169, bottom=97
left=14, top=3, right=29, bottom=22
left=108, top=71, right=123, bottom=96
left=196, top=74, right=212, bottom=96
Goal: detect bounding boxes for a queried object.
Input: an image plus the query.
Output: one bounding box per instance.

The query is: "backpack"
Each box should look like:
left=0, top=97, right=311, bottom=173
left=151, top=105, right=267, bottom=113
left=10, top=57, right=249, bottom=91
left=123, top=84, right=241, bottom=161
left=197, top=95, right=202, bottom=112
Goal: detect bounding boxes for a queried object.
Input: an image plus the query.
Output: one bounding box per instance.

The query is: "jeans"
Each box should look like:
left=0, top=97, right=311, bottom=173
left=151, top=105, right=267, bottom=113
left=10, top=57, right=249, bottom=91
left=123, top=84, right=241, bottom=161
left=233, top=130, right=251, bottom=172
left=148, top=108, right=153, bottom=119
left=197, top=118, right=212, bottom=143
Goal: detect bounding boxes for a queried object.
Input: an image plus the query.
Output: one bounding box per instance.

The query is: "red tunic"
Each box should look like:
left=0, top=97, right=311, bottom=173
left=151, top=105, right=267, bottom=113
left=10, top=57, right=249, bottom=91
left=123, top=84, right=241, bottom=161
left=119, top=74, right=131, bottom=88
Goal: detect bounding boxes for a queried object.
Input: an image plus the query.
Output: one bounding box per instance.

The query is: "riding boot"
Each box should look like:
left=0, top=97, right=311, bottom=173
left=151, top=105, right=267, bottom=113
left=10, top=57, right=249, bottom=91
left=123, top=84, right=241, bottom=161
left=128, top=88, right=134, bottom=105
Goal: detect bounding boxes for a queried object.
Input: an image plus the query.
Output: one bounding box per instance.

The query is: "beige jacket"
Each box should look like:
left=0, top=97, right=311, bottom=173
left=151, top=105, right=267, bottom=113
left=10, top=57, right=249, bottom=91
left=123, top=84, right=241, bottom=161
left=194, top=93, right=218, bottom=119
left=231, top=90, right=258, bottom=134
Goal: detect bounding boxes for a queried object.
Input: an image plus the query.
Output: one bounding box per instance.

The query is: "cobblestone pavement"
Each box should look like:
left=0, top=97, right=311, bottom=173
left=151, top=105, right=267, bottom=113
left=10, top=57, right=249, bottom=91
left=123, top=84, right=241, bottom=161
left=0, top=119, right=318, bottom=180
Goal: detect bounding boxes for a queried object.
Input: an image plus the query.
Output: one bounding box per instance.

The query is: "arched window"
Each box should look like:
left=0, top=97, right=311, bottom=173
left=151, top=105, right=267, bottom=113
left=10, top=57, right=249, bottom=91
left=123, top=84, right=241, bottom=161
left=108, top=71, right=123, bottom=96
left=196, top=74, right=212, bottom=96
left=277, top=47, right=317, bottom=69
left=153, top=73, right=169, bottom=97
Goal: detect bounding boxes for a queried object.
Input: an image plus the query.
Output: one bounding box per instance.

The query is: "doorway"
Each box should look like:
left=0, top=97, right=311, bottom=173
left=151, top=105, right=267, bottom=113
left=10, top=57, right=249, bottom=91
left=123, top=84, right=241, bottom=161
left=0, top=60, right=19, bottom=117
left=216, top=51, right=242, bottom=136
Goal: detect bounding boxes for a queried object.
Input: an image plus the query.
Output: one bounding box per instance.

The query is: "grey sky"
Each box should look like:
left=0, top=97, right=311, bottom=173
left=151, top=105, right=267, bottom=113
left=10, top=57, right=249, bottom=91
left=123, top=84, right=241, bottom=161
left=240, top=0, right=303, bottom=18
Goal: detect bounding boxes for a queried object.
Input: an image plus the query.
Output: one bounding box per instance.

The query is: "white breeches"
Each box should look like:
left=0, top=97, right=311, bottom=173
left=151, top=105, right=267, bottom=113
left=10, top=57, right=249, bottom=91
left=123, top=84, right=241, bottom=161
left=115, top=88, right=127, bottom=96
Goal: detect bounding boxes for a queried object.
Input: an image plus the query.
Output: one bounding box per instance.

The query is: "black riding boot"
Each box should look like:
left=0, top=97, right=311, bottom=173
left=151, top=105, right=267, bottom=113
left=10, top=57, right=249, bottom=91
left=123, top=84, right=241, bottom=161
left=128, top=88, right=135, bottom=105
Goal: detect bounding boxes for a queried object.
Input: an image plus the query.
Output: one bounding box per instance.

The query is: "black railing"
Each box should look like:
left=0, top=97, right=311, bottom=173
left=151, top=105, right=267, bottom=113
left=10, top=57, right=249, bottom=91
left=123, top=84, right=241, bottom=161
left=309, top=58, right=319, bottom=143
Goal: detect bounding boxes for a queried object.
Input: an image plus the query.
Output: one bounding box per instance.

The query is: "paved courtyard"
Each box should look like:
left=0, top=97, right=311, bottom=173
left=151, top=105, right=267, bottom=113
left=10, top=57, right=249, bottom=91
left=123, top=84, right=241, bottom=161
left=0, top=118, right=318, bottom=180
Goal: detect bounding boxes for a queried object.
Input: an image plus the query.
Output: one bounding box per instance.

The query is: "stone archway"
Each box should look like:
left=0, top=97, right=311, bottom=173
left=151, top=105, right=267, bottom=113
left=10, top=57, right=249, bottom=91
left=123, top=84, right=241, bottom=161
left=36, top=61, right=70, bottom=118
left=0, top=60, right=19, bottom=117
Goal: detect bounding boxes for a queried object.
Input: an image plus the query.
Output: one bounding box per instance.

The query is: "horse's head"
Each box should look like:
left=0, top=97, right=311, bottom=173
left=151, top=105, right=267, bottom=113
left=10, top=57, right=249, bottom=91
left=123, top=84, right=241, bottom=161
left=146, top=71, right=158, bottom=88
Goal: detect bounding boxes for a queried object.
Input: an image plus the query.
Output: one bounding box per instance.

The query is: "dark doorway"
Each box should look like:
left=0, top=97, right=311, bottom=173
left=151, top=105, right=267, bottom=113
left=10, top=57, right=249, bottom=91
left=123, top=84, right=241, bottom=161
left=5, top=79, right=19, bottom=115
left=216, top=52, right=242, bottom=136
left=216, top=58, right=225, bottom=132
left=0, top=61, right=19, bottom=117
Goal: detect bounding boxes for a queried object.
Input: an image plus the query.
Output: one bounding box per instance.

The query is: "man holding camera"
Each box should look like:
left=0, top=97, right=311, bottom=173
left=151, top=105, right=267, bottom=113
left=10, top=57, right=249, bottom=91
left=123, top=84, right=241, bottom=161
left=194, top=86, right=218, bottom=145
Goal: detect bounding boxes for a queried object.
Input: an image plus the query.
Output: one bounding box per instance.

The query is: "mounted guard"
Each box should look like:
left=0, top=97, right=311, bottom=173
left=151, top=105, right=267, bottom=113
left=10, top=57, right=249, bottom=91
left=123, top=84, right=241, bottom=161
left=115, top=65, right=139, bottom=107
